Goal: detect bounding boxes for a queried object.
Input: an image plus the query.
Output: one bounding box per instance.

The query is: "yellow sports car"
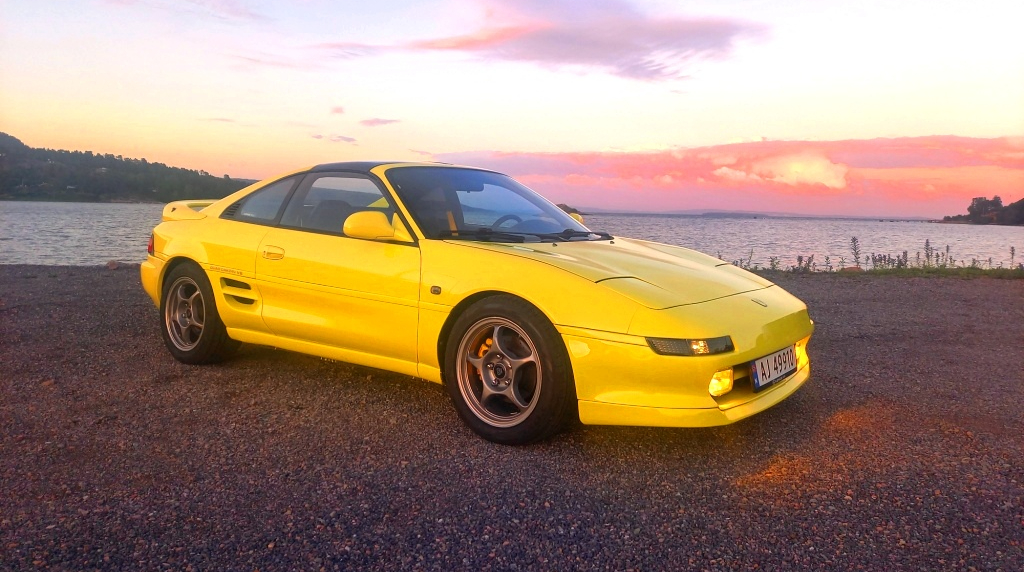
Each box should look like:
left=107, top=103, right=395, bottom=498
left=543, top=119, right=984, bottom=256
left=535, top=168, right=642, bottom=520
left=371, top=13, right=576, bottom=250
left=141, top=162, right=813, bottom=444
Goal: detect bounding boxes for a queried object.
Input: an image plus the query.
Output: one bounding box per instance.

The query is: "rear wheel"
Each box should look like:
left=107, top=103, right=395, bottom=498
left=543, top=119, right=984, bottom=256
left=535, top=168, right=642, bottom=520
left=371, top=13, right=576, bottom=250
left=160, top=263, right=237, bottom=364
left=444, top=296, right=575, bottom=445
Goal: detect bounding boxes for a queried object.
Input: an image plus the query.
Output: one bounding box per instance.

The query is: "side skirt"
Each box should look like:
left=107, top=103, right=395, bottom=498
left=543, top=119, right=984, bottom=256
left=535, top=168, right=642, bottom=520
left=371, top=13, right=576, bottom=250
left=226, top=328, right=420, bottom=378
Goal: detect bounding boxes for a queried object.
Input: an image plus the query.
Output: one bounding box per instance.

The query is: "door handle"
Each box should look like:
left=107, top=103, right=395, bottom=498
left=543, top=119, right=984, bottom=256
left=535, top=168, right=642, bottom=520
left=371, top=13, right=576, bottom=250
left=262, top=245, right=285, bottom=260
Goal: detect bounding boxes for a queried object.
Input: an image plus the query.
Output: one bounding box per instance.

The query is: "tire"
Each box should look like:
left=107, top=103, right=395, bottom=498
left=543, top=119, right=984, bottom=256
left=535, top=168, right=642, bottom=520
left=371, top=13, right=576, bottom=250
left=160, top=263, right=238, bottom=364
left=444, top=295, right=576, bottom=445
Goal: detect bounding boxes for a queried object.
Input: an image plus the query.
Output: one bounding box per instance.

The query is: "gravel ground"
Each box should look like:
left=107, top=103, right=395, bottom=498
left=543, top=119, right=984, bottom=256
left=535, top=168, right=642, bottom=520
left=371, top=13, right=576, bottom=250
left=1, top=265, right=1022, bottom=571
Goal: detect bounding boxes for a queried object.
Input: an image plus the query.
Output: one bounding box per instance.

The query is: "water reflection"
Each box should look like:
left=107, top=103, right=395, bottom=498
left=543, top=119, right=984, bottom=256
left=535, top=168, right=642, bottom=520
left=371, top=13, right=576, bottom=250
left=0, top=201, right=163, bottom=265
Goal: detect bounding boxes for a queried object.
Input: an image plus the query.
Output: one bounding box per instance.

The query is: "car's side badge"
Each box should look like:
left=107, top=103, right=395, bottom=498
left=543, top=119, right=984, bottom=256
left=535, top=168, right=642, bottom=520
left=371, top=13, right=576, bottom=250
left=430, top=286, right=442, bottom=295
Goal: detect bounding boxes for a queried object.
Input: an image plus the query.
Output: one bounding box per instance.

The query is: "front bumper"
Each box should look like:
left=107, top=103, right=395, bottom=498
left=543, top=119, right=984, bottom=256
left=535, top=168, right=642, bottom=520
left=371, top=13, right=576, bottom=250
left=576, top=362, right=810, bottom=427
left=559, top=287, right=815, bottom=428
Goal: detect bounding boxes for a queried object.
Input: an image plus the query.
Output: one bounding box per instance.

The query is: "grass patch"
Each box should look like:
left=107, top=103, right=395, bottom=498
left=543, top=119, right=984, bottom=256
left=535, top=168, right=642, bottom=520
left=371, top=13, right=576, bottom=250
left=734, top=239, right=1023, bottom=278
left=754, top=267, right=1024, bottom=279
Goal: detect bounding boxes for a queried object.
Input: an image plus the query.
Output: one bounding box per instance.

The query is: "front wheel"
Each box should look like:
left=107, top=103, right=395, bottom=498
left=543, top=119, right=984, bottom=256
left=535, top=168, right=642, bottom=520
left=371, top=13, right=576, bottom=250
left=160, top=263, right=237, bottom=364
left=444, top=296, right=575, bottom=445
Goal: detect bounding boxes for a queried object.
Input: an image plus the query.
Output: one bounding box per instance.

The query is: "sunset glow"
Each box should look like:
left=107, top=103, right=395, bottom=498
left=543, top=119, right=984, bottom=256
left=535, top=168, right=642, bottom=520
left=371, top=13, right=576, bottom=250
left=2, top=0, right=1022, bottom=217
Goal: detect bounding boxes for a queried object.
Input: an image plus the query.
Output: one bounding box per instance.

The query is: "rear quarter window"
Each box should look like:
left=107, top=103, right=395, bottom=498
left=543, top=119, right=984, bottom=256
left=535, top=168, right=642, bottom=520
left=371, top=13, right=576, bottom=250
left=230, top=177, right=298, bottom=222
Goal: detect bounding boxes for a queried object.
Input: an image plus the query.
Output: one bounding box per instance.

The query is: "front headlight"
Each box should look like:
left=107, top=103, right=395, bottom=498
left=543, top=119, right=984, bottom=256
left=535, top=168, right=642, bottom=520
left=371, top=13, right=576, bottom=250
left=646, top=335, right=734, bottom=356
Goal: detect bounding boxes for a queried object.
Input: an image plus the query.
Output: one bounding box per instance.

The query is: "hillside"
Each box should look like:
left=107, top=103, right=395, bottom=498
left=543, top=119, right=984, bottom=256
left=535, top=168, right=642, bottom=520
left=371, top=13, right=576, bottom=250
left=0, top=133, right=251, bottom=203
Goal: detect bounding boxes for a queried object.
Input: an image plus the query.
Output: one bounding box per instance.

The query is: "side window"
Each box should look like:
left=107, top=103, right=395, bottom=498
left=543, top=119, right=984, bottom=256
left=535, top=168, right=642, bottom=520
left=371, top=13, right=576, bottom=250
left=234, top=177, right=296, bottom=222
left=280, top=174, right=392, bottom=235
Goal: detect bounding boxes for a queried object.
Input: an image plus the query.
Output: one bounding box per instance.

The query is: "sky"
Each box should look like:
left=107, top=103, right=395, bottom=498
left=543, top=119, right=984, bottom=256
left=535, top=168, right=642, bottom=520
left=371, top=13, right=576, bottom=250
left=1, top=0, right=1023, bottom=217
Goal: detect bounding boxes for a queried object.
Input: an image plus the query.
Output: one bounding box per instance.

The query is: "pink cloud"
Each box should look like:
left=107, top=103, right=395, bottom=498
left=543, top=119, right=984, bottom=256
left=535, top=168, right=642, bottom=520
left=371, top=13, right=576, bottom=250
left=232, top=54, right=320, bottom=70
left=436, top=137, right=1024, bottom=217
left=106, top=0, right=265, bottom=21
left=315, top=0, right=762, bottom=81
left=187, top=0, right=263, bottom=20
left=314, top=42, right=384, bottom=59
left=359, top=118, right=400, bottom=127
left=311, top=134, right=357, bottom=144
left=331, top=106, right=345, bottom=114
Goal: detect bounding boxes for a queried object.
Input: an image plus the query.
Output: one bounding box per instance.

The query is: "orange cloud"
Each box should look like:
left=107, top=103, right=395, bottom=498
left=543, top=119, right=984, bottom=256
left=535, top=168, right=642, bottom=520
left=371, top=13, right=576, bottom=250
left=409, top=25, right=536, bottom=50
left=750, top=152, right=848, bottom=189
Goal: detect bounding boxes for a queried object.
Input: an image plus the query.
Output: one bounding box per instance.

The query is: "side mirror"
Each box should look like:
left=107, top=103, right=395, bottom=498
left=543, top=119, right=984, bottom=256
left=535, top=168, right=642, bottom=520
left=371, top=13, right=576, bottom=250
left=344, top=211, right=396, bottom=240
left=570, top=212, right=584, bottom=224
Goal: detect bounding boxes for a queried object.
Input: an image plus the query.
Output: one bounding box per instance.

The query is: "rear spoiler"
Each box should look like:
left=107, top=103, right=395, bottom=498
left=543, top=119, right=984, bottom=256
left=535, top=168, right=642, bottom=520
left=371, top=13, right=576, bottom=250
left=162, top=200, right=217, bottom=222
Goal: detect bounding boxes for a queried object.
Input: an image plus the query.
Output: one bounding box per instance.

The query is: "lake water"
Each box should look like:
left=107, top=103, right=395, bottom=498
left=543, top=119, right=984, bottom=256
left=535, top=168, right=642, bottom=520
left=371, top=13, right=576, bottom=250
left=1, top=201, right=1021, bottom=268
left=586, top=213, right=1023, bottom=269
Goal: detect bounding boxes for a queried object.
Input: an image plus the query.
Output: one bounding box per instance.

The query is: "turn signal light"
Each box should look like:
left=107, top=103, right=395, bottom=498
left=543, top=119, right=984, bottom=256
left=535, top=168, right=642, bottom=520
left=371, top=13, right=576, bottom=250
left=646, top=336, right=734, bottom=356
left=709, top=368, right=734, bottom=397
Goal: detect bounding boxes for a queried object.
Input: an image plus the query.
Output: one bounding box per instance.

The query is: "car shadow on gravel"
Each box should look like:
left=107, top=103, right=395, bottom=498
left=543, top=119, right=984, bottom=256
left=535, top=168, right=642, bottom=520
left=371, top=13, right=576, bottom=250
left=220, top=340, right=829, bottom=483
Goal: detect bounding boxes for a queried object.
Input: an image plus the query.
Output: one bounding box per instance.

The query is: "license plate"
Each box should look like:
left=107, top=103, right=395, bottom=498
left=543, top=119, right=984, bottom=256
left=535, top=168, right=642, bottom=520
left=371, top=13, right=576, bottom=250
left=751, top=345, right=796, bottom=391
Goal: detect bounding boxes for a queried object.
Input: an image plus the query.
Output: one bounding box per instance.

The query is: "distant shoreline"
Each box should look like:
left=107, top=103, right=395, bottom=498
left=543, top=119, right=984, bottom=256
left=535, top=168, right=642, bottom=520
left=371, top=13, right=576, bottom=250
left=3, top=198, right=1020, bottom=226
left=586, top=212, right=943, bottom=223
left=0, top=197, right=165, bottom=205
left=0, top=198, right=948, bottom=223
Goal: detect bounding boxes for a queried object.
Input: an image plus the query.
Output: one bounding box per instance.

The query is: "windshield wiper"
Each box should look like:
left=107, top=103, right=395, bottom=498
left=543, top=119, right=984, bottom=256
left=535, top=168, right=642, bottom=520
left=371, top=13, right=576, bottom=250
left=533, top=229, right=614, bottom=241
left=439, top=228, right=613, bottom=243
left=438, top=228, right=528, bottom=243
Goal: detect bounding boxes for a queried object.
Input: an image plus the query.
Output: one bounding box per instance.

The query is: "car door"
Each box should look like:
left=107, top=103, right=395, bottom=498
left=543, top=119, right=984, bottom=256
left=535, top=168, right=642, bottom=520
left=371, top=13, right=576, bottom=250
left=253, top=172, right=421, bottom=368
left=202, top=174, right=302, bottom=335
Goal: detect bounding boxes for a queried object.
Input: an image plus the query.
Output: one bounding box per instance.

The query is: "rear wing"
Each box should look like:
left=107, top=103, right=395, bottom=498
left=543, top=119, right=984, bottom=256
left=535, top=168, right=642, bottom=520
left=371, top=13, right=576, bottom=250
left=162, top=200, right=217, bottom=222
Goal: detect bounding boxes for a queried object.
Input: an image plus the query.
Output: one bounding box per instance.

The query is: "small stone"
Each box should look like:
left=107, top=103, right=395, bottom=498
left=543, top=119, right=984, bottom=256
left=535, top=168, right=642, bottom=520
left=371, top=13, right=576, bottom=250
left=106, top=260, right=120, bottom=270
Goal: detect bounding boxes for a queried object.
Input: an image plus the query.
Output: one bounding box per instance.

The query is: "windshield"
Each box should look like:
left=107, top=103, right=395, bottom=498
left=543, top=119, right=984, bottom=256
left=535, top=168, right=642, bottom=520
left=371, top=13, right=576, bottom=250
left=385, top=166, right=606, bottom=242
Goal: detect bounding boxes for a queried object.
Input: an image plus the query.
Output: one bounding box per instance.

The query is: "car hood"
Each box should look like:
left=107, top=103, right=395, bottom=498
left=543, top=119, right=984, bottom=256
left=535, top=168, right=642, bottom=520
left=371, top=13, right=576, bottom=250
left=450, top=237, right=774, bottom=309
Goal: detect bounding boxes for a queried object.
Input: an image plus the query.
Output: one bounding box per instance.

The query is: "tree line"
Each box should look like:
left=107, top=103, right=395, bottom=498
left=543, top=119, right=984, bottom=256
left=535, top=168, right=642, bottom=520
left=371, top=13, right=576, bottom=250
left=943, top=196, right=1024, bottom=225
left=0, top=132, right=252, bottom=203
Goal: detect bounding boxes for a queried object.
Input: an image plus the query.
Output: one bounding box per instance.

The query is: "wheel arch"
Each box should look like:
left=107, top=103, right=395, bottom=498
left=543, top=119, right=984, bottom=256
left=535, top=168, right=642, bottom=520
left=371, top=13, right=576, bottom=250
left=436, top=290, right=560, bottom=385
left=160, top=257, right=203, bottom=296
left=157, top=256, right=239, bottom=364
left=438, top=289, right=581, bottom=442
